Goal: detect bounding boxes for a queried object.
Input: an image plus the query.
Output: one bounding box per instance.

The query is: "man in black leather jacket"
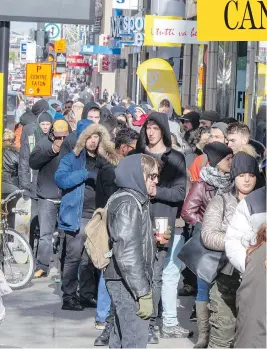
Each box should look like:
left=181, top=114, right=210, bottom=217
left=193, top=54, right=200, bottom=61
left=104, top=153, right=159, bottom=348
left=135, top=112, right=189, bottom=342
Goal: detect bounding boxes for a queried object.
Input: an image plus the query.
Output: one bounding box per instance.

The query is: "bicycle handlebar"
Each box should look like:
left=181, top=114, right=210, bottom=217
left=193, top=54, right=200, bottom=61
left=1, top=190, right=25, bottom=205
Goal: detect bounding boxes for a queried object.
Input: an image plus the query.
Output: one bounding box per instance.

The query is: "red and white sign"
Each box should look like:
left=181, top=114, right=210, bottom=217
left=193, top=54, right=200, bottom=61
left=67, top=55, right=90, bottom=67
left=99, top=55, right=116, bottom=73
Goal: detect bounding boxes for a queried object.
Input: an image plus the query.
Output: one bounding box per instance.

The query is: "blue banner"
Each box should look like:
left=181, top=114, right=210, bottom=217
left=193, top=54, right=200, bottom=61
left=81, top=45, right=121, bottom=55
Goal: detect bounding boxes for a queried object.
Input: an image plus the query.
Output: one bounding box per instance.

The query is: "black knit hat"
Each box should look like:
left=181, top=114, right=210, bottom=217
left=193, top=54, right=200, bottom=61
left=230, top=151, right=260, bottom=180
left=200, top=110, right=221, bottom=123
left=38, top=112, right=53, bottom=124
left=203, top=142, right=233, bottom=167
left=180, top=111, right=200, bottom=129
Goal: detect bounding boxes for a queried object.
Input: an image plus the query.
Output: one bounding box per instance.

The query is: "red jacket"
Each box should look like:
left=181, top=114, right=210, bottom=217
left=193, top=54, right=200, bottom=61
left=181, top=179, right=216, bottom=225
left=133, top=114, right=148, bottom=127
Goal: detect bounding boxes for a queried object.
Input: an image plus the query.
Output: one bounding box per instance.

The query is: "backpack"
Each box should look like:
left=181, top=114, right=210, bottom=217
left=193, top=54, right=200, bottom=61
left=84, top=191, right=142, bottom=270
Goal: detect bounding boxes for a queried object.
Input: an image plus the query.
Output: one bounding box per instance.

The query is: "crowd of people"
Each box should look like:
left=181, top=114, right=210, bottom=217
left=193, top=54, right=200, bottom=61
left=0, top=94, right=266, bottom=348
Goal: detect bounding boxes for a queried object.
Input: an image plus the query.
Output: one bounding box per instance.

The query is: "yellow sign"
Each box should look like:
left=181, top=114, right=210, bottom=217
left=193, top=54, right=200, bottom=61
left=0, top=73, right=3, bottom=203
left=198, top=0, right=267, bottom=41
left=25, top=63, right=52, bottom=97
left=137, top=58, right=182, bottom=115
left=55, top=39, right=66, bottom=53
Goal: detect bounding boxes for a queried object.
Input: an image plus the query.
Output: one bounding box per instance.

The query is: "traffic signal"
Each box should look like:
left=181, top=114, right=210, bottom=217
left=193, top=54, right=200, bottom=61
left=43, top=31, right=49, bottom=60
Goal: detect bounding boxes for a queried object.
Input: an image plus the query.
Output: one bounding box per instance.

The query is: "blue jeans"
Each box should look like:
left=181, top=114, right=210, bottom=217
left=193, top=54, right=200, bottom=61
left=196, top=277, right=210, bottom=302
left=162, top=228, right=185, bottom=327
left=96, top=271, right=111, bottom=323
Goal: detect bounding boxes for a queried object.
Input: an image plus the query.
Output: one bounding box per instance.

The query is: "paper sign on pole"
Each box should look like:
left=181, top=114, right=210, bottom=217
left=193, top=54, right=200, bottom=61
left=55, top=39, right=66, bottom=53
left=25, top=63, right=53, bottom=97
left=137, top=58, right=182, bottom=115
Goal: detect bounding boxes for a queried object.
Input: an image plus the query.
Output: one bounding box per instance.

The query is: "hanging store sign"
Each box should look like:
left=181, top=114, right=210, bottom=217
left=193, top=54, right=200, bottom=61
left=99, top=55, right=116, bottom=73
left=111, top=15, right=145, bottom=47
left=112, top=0, right=138, bottom=10
left=81, top=45, right=121, bottom=55
left=144, top=16, right=207, bottom=46
left=67, top=55, right=90, bottom=67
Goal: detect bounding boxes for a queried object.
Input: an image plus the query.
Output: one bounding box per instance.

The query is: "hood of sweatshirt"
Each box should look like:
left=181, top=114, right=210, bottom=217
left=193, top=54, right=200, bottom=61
left=115, top=154, right=147, bottom=197
left=136, top=111, right=172, bottom=153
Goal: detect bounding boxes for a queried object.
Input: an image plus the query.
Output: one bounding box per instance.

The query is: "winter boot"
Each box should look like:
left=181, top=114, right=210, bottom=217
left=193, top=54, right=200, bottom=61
left=193, top=301, right=210, bottom=348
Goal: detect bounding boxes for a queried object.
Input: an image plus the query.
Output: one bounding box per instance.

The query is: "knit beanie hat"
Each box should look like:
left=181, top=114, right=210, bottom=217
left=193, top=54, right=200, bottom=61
left=203, top=142, right=233, bottom=167
left=38, top=112, right=53, bottom=123
left=134, top=104, right=149, bottom=115
left=180, top=111, right=200, bottom=129
left=200, top=110, right=221, bottom=123
left=230, top=151, right=260, bottom=180
left=211, top=122, right=228, bottom=136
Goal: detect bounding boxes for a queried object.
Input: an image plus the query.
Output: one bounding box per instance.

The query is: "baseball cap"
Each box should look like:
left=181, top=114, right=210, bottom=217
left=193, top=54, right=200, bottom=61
left=53, top=119, right=69, bottom=137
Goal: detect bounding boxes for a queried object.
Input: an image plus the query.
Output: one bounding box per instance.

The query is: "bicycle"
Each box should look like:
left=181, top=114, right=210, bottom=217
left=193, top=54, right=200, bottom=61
left=0, top=189, right=35, bottom=290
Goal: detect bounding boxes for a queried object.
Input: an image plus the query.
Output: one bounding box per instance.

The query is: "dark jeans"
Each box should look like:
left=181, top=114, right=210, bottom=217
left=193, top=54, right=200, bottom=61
left=36, top=198, right=59, bottom=273
left=106, top=280, right=150, bottom=348
left=150, top=248, right=168, bottom=327
left=61, top=218, right=98, bottom=302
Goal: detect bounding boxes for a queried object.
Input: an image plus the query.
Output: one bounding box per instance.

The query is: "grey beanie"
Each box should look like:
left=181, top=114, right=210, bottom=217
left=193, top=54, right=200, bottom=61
left=211, top=122, right=228, bottom=136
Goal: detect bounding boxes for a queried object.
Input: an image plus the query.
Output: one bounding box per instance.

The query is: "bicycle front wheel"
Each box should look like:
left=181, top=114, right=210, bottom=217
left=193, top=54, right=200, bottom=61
left=1, top=228, right=35, bottom=290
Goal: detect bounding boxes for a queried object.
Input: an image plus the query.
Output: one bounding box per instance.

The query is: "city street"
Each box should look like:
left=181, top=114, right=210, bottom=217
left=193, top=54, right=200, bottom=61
left=0, top=266, right=197, bottom=348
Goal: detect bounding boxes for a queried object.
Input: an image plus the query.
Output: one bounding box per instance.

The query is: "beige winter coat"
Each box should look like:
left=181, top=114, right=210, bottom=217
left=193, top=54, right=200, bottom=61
left=201, top=191, right=238, bottom=275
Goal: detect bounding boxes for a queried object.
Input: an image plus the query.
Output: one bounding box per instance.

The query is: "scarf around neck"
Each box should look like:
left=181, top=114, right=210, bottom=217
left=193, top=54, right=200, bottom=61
left=200, top=165, right=232, bottom=194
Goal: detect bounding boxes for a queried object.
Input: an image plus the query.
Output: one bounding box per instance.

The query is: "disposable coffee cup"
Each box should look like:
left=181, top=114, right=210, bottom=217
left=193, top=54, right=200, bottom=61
left=155, top=217, right=168, bottom=242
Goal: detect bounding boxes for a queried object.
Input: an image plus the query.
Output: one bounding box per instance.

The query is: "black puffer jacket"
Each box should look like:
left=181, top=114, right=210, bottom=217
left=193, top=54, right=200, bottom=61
left=2, top=145, right=19, bottom=194
left=95, top=157, right=117, bottom=209
left=104, top=154, right=156, bottom=299
left=135, top=112, right=186, bottom=230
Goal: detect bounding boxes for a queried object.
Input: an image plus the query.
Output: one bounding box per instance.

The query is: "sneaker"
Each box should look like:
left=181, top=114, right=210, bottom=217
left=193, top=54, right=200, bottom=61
left=178, top=284, right=197, bottom=297
left=95, top=321, right=106, bottom=330
left=80, top=297, right=97, bottom=308
left=190, top=305, right=197, bottom=322
left=34, top=269, right=47, bottom=279
left=148, top=326, right=159, bottom=344
left=94, top=324, right=111, bottom=346
left=160, top=324, right=194, bottom=339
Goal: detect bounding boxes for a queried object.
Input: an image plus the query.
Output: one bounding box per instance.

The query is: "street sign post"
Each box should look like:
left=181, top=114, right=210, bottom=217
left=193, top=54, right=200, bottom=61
left=25, top=63, right=53, bottom=97
left=54, top=39, right=66, bottom=53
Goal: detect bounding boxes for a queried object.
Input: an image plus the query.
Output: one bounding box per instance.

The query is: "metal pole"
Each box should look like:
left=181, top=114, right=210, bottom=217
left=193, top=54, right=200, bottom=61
left=36, top=22, right=45, bottom=62
left=0, top=21, right=10, bottom=128
left=136, top=53, right=141, bottom=105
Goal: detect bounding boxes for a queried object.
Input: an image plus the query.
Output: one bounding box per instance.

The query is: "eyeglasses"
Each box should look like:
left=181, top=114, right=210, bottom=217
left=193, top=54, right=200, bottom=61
left=127, top=145, right=135, bottom=151
left=149, top=173, right=159, bottom=181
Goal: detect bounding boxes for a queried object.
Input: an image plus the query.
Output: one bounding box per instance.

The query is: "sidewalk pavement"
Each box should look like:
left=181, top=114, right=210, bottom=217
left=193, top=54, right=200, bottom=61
left=0, top=267, right=197, bottom=348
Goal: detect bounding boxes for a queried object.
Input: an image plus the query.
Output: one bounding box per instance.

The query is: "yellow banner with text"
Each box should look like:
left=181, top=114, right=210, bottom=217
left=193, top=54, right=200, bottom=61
left=197, top=0, right=267, bottom=41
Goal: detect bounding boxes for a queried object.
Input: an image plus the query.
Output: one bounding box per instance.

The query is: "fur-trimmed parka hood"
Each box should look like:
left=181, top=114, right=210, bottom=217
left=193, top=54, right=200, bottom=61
left=74, top=123, right=121, bottom=166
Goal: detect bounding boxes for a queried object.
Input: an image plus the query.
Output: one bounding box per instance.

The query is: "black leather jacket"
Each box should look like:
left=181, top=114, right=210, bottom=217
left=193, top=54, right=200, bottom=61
left=2, top=146, right=19, bottom=194
left=104, top=188, right=156, bottom=299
